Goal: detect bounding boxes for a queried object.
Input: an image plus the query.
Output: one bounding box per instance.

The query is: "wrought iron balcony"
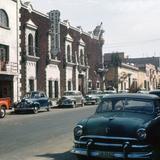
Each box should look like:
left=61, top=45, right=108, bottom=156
left=0, top=61, right=18, bottom=74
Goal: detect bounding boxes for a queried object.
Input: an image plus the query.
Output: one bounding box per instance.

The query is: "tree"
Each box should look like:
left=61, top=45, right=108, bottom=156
left=110, top=53, right=122, bottom=92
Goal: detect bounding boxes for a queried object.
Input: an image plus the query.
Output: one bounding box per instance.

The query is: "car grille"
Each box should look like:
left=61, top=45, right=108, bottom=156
left=75, top=135, right=151, bottom=153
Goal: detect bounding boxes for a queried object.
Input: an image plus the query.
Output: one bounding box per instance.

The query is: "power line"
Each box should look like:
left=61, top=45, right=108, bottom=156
left=107, top=38, right=160, bottom=48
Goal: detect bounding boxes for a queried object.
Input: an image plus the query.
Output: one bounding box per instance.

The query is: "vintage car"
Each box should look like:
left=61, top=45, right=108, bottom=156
left=84, top=90, right=102, bottom=105
left=149, top=90, right=160, bottom=97
left=72, top=93, right=160, bottom=160
left=14, top=91, right=50, bottom=114
left=57, top=90, right=84, bottom=108
left=0, top=97, right=11, bottom=118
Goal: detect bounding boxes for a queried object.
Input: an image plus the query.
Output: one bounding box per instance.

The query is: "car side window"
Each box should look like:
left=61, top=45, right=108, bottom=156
left=97, top=100, right=112, bottom=113
left=40, top=93, right=45, bottom=97
left=34, top=93, right=40, bottom=98
left=115, top=100, right=124, bottom=111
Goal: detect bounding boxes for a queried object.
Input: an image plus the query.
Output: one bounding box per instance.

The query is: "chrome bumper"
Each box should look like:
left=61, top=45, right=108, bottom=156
left=71, top=136, right=153, bottom=159
left=71, top=147, right=152, bottom=159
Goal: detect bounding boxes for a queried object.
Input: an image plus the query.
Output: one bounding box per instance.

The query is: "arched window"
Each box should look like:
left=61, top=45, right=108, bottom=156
left=28, top=34, right=34, bottom=56
left=0, top=9, right=9, bottom=28
left=80, top=49, right=84, bottom=65
left=67, top=45, right=71, bottom=62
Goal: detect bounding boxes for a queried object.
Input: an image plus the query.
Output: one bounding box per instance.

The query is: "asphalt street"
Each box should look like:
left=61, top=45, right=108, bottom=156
left=0, top=105, right=97, bottom=160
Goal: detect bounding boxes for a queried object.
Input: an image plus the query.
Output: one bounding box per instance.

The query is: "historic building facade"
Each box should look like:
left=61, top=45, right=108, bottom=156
left=0, top=0, right=21, bottom=102
left=59, top=20, right=104, bottom=96
left=104, top=52, right=160, bottom=92
left=20, top=2, right=56, bottom=98
left=19, top=1, right=104, bottom=99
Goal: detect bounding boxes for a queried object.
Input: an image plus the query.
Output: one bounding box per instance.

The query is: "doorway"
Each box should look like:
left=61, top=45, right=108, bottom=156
left=78, top=74, right=84, bottom=95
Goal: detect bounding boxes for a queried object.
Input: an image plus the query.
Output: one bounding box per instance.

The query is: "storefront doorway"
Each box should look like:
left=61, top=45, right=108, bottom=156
left=78, top=74, right=84, bottom=95
left=0, top=75, right=13, bottom=101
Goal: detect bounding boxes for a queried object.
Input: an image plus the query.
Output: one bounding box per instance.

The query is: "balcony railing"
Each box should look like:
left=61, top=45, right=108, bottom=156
left=0, top=61, right=18, bottom=74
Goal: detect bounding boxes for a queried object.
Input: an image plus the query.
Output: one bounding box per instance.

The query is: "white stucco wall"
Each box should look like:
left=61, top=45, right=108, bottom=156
left=118, top=66, right=139, bottom=91
left=0, top=0, right=18, bottom=63
left=26, top=61, right=37, bottom=92
left=0, top=0, right=21, bottom=102
left=66, top=66, right=73, bottom=90
left=46, top=64, right=60, bottom=98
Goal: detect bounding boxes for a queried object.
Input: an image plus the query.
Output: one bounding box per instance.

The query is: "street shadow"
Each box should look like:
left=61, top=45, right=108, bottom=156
left=52, top=106, right=74, bottom=109
left=36, top=150, right=77, bottom=160
left=9, top=110, right=47, bottom=115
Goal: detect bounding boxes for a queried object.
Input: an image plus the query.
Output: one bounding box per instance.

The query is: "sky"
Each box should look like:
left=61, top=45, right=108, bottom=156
left=29, top=0, right=160, bottom=58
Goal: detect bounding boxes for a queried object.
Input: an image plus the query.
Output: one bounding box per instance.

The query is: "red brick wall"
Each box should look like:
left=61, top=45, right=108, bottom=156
left=20, top=7, right=50, bottom=95
left=59, top=24, right=103, bottom=93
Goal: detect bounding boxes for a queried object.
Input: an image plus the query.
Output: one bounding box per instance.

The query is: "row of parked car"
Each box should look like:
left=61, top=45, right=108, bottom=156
left=0, top=90, right=99, bottom=118
left=1, top=89, right=160, bottom=119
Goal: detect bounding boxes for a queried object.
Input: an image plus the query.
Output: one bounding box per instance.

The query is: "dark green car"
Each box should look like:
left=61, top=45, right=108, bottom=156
left=71, top=94, right=160, bottom=160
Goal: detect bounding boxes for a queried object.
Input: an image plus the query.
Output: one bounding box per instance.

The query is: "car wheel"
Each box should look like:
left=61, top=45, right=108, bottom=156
left=0, top=107, right=6, bottom=118
left=72, top=102, right=76, bottom=108
left=46, top=106, right=50, bottom=112
left=81, top=101, right=84, bottom=107
left=33, top=106, right=38, bottom=114
left=14, top=110, right=19, bottom=114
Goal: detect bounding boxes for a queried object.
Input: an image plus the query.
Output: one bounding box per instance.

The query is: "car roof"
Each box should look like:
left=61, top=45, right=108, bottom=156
left=26, top=91, right=45, bottom=94
left=64, top=90, right=79, bottom=92
left=149, top=90, right=160, bottom=93
left=102, top=93, right=159, bottom=100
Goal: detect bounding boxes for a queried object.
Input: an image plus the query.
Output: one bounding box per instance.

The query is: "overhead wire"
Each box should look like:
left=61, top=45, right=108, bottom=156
left=106, top=38, right=160, bottom=48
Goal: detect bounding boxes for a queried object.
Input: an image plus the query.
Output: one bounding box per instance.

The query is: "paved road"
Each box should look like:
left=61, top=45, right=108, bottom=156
left=0, top=105, right=97, bottom=160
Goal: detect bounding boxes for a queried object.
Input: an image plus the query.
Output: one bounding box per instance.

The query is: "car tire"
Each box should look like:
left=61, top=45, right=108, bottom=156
left=14, top=110, right=19, bottom=114
left=72, top=102, right=76, bottom=108
left=81, top=101, right=84, bottom=107
left=0, top=106, right=6, bottom=118
left=46, top=106, right=50, bottom=112
left=33, top=106, right=38, bottom=114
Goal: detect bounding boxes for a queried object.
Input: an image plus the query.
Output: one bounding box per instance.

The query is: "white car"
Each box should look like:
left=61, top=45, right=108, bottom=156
left=57, top=91, right=84, bottom=108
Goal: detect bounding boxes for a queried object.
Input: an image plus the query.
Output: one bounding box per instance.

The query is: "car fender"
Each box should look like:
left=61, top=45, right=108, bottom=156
left=146, top=116, right=160, bottom=145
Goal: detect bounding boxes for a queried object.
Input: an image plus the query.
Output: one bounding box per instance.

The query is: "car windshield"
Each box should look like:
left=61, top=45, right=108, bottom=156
left=64, top=92, right=75, bottom=96
left=88, top=90, right=101, bottom=94
left=96, top=98, right=154, bottom=114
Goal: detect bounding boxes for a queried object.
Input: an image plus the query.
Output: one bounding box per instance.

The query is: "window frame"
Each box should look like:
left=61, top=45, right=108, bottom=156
left=0, top=9, right=9, bottom=29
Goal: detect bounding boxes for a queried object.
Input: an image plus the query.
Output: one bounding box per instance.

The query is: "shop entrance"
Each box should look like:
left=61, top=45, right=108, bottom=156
left=78, top=74, right=84, bottom=95
left=0, top=75, right=13, bottom=101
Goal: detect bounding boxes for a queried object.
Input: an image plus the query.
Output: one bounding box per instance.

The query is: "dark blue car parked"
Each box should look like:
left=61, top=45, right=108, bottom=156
left=14, top=91, right=50, bottom=114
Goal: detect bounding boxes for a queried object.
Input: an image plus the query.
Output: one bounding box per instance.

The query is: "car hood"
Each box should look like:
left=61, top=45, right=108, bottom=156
left=85, top=112, right=153, bottom=138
